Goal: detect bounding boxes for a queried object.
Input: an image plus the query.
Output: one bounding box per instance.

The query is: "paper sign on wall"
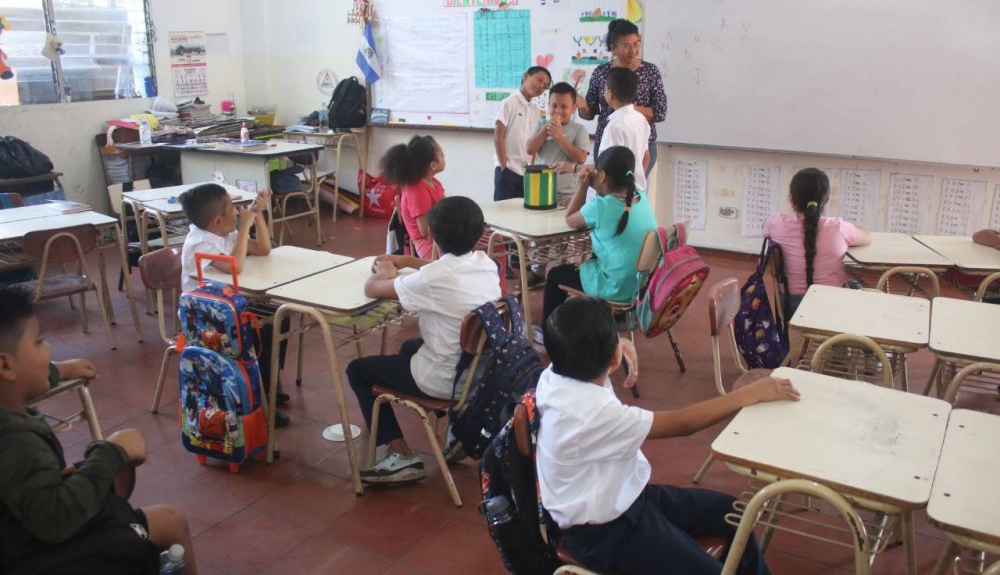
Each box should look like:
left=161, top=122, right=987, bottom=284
left=673, top=159, right=707, bottom=230
left=886, top=174, right=933, bottom=235
left=838, top=169, right=881, bottom=232
left=936, top=178, right=987, bottom=236
left=169, top=31, right=208, bottom=98
left=990, top=184, right=1000, bottom=231
left=741, top=165, right=780, bottom=237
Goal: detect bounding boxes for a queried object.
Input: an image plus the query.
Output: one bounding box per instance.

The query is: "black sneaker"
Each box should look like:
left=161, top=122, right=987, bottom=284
left=274, top=411, right=290, bottom=428
left=276, top=391, right=291, bottom=406
left=360, top=452, right=426, bottom=484
left=527, top=270, right=545, bottom=288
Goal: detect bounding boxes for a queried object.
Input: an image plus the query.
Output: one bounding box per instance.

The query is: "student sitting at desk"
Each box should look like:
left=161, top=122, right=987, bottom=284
left=537, top=297, right=797, bottom=575
left=381, top=135, right=446, bottom=260
left=179, top=184, right=292, bottom=428
left=764, top=168, right=871, bottom=316
left=347, top=196, right=501, bottom=484
left=538, top=146, right=656, bottom=345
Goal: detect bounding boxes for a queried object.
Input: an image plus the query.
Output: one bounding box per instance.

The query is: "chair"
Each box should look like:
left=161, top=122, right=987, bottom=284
left=941, top=361, right=1000, bottom=408
left=692, top=278, right=775, bottom=484
left=272, top=155, right=325, bottom=247
left=27, top=378, right=102, bottom=440
left=138, top=246, right=183, bottom=413
left=367, top=301, right=503, bottom=508
left=0, top=192, right=24, bottom=208
left=107, top=179, right=151, bottom=292
left=975, top=272, right=1000, bottom=302
left=809, top=333, right=894, bottom=388
left=16, top=224, right=116, bottom=350
left=560, top=228, right=686, bottom=398
left=874, top=266, right=940, bottom=299
left=722, top=479, right=872, bottom=575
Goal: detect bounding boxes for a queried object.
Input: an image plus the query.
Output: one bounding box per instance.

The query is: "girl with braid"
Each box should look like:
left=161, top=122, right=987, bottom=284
left=764, top=168, right=872, bottom=316
left=536, top=146, right=657, bottom=345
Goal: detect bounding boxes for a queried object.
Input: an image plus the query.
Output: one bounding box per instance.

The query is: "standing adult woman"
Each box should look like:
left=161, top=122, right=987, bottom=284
left=577, top=19, right=667, bottom=178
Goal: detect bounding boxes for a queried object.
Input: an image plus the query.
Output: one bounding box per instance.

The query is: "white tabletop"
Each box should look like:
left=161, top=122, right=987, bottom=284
left=915, top=235, right=1000, bottom=273
left=928, top=410, right=1000, bottom=545
left=196, top=246, right=353, bottom=294
left=929, top=297, right=1000, bottom=362
left=266, top=255, right=414, bottom=313
left=0, top=204, right=77, bottom=224
left=712, top=367, right=951, bottom=508
left=122, top=182, right=245, bottom=204
left=847, top=232, right=954, bottom=268
left=790, top=284, right=930, bottom=348
left=141, top=188, right=257, bottom=214
left=0, top=211, right=117, bottom=242
left=172, top=141, right=324, bottom=159
left=479, top=199, right=582, bottom=239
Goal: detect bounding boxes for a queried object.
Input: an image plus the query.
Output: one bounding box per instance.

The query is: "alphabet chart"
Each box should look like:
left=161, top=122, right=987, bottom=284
left=886, top=174, right=932, bottom=234
left=741, top=165, right=780, bottom=237
left=936, top=178, right=987, bottom=236
left=991, top=184, right=1000, bottom=231
left=673, top=159, right=707, bottom=230
left=473, top=10, right=531, bottom=88
left=838, top=169, right=881, bottom=231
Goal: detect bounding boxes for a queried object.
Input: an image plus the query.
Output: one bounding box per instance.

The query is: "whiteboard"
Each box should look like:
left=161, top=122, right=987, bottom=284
left=370, top=0, right=627, bottom=131
left=644, top=0, right=1000, bottom=166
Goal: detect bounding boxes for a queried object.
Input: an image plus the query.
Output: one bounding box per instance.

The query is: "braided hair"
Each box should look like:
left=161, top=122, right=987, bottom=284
left=596, top=146, right=639, bottom=236
left=790, top=168, right=830, bottom=287
left=380, top=135, right=438, bottom=187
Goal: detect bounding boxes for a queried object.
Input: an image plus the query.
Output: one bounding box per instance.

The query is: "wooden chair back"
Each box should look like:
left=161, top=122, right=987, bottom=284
left=0, top=192, right=24, bottom=208
left=975, top=272, right=1000, bottom=302
left=453, top=300, right=510, bottom=410
left=810, top=333, right=894, bottom=388
left=138, top=246, right=183, bottom=345
left=106, top=179, right=151, bottom=217
left=942, top=362, right=1000, bottom=406
left=23, top=225, right=97, bottom=266
left=875, top=266, right=940, bottom=299
left=635, top=229, right=662, bottom=274
left=513, top=403, right=531, bottom=458
left=708, top=278, right=749, bottom=395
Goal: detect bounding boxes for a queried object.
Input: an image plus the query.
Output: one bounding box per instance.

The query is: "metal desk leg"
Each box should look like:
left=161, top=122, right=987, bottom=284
left=77, top=384, right=103, bottom=440
left=488, top=231, right=532, bottom=337
left=113, top=224, right=143, bottom=343
left=95, top=237, right=115, bottom=325
left=356, top=132, right=367, bottom=221
left=902, top=510, right=917, bottom=575
left=312, top=151, right=323, bottom=246
left=332, top=138, right=344, bottom=223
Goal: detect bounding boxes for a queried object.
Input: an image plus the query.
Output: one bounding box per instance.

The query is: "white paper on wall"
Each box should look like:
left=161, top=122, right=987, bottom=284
left=990, top=184, right=1000, bottom=231
left=936, top=178, right=987, bottom=236
left=886, top=174, right=933, bottom=234
left=741, top=165, right=780, bottom=237
left=838, top=169, right=881, bottom=231
left=673, top=159, right=707, bottom=230
left=382, top=15, right=470, bottom=114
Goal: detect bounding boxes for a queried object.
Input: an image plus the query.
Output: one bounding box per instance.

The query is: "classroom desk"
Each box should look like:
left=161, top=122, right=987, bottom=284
left=846, top=232, right=954, bottom=271
left=170, top=142, right=325, bottom=239
left=265, top=256, right=416, bottom=493
left=197, top=246, right=353, bottom=296
left=788, top=284, right=930, bottom=390
left=915, top=235, right=1000, bottom=275
left=0, top=204, right=63, bottom=224
left=283, top=130, right=368, bottom=221
left=0, top=209, right=143, bottom=343
left=927, top=410, right=1000, bottom=573
left=924, top=297, right=1000, bottom=398
left=712, top=367, right=951, bottom=575
left=479, top=199, right=591, bottom=332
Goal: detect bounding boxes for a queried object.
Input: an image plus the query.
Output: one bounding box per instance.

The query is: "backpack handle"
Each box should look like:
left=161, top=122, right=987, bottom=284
left=194, top=252, right=240, bottom=292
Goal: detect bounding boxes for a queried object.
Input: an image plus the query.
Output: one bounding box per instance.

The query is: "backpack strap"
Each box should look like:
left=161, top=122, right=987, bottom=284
left=475, top=299, right=514, bottom=356
left=502, top=294, right=530, bottom=348
left=755, top=238, right=774, bottom=277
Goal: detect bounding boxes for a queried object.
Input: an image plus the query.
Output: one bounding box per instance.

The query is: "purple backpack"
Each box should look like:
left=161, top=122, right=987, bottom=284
left=734, top=240, right=789, bottom=369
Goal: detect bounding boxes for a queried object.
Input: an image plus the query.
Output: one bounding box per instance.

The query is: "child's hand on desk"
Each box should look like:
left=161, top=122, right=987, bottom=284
left=107, top=429, right=148, bottom=465
left=374, top=254, right=402, bottom=268
left=371, top=259, right=398, bottom=280
left=744, top=376, right=800, bottom=404
left=55, top=359, right=97, bottom=381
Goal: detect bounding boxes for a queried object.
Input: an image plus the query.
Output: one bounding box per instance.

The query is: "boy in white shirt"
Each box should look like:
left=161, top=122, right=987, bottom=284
left=526, top=81, right=591, bottom=207
left=597, top=68, right=651, bottom=193
left=348, top=196, right=501, bottom=484
left=537, top=297, right=799, bottom=575
left=494, top=66, right=552, bottom=201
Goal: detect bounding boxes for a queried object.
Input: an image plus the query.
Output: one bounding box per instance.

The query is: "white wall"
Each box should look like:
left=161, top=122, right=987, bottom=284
left=0, top=0, right=247, bottom=211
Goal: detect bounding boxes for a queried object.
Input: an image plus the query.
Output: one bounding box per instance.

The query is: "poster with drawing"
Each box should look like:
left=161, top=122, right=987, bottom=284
left=169, top=31, right=208, bottom=98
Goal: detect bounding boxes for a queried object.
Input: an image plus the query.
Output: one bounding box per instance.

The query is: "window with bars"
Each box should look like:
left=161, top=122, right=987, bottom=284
left=0, top=0, right=155, bottom=106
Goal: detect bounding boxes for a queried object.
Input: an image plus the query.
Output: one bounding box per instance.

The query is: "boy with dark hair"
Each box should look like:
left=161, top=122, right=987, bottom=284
left=537, top=297, right=799, bottom=575
left=348, top=196, right=501, bottom=484
left=494, top=66, right=552, bottom=201
left=527, top=81, right=591, bottom=206
left=598, top=67, right=650, bottom=192
left=0, top=286, right=199, bottom=575
left=178, top=183, right=292, bottom=427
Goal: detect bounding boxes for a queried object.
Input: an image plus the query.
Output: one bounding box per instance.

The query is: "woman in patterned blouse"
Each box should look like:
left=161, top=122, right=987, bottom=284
left=577, top=19, right=668, bottom=178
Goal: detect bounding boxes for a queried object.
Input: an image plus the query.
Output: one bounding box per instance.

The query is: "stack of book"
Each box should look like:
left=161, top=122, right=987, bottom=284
left=177, top=101, right=215, bottom=126
left=45, top=200, right=91, bottom=214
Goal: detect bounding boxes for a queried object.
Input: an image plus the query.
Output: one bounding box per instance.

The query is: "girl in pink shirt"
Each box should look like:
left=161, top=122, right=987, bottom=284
left=381, top=135, right=447, bottom=260
left=763, top=168, right=871, bottom=315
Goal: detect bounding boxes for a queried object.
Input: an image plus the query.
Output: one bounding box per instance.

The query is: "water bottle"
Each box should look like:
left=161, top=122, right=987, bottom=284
left=159, top=544, right=186, bottom=574
left=318, top=102, right=329, bottom=132
left=139, top=118, right=152, bottom=145
left=483, top=495, right=516, bottom=528
left=240, top=121, right=250, bottom=143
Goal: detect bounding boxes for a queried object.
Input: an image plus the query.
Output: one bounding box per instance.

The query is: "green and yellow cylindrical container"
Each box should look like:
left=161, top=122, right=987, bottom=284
left=523, top=165, right=558, bottom=210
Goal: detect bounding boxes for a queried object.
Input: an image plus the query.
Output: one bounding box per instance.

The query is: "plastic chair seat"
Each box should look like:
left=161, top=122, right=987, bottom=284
left=20, top=274, right=90, bottom=299
left=371, top=384, right=451, bottom=412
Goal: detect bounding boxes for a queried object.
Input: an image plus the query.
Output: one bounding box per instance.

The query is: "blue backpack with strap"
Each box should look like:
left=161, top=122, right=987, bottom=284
left=734, top=240, right=789, bottom=369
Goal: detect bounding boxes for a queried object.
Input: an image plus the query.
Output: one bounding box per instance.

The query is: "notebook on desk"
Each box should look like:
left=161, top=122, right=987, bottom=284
left=45, top=200, right=91, bottom=214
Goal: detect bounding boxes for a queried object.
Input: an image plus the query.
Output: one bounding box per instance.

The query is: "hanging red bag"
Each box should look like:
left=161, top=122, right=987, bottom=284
left=357, top=170, right=399, bottom=219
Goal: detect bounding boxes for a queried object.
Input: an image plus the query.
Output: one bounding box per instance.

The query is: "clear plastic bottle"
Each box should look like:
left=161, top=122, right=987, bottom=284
left=483, top=495, right=516, bottom=528
left=240, top=121, right=250, bottom=143
left=318, top=102, right=329, bottom=132
left=139, top=118, right=152, bottom=145
left=159, top=544, right=186, bottom=575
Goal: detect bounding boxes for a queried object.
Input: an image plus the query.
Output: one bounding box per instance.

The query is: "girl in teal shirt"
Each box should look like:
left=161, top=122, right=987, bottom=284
left=539, top=146, right=657, bottom=341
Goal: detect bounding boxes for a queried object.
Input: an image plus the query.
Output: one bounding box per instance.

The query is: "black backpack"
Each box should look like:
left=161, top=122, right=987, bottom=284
left=327, top=77, right=367, bottom=129
left=450, top=294, right=544, bottom=460
left=479, top=389, right=561, bottom=575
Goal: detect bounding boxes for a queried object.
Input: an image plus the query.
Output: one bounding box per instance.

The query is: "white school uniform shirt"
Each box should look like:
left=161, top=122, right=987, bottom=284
left=180, top=224, right=238, bottom=293
left=535, top=366, right=653, bottom=529
left=394, top=251, right=501, bottom=398
left=598, top=104, right=651, bottom=193
left=494, top=90, right=541, bottom=176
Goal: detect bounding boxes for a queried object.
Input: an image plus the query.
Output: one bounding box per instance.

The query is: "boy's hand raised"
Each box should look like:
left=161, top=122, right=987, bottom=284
left=107, top=429, right=147, bottom=465
left=744, top=376, right=800, bottom=404
left=252, top=189, right=272, bottom=214
left=237, top=206, right=255, bottom=231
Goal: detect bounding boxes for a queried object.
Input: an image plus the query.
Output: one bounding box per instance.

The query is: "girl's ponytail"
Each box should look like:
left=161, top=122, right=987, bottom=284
left=614, top=169, right=637, bottom=237
left=790, top=168, right=831, bottom=288
left=803, top=200, right=820, bottom=286
left=379, top=135, right=437, bottom=186
left=595, top=146, right=640, bottom=237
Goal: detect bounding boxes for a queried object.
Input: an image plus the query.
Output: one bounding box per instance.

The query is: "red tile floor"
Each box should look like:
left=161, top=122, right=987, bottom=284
left=31, top=210, right=998, bottom=574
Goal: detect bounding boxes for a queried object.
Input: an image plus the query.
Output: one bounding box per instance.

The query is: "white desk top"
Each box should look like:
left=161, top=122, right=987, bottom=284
left=142, top=188, right=257, bottom=214
left=171, top=141, right=324, bottom=159
left=915, top=235, right=1000, bottom=273
left=847, top=232, right=954, bottom=268
left=0, top=204, right=78, bottom=224
left=930, top=297, right=1000, bottom=362
left=122, top=182, right=245, bottom=204
left=0, top=211, right=116, bottom=242
left=197, top=246, right=353, bottom=294
left=479, top=199, right=582, bottom=239
left=928, top=410, right=1000, bottom=545
left=712, top=367, right=951, bottom=508
left=790, top=284, right=930, bottom=348
left=266, top=255, right=414, bottom=313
